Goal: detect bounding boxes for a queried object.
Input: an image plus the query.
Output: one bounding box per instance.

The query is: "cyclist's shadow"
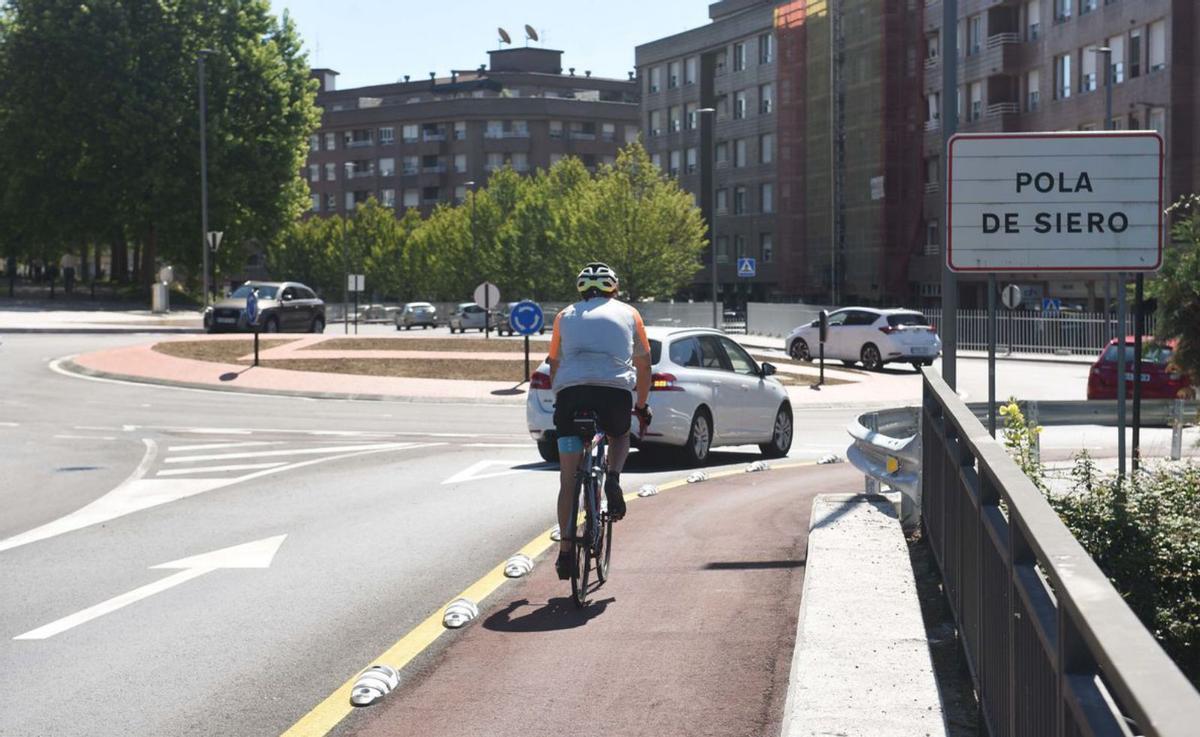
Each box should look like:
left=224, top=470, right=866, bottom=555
left=483, top=597, right=614, bottom=632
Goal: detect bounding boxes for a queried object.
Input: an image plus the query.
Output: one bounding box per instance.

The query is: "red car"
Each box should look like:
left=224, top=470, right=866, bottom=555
left=1086, top=337, right=1191, bottom=399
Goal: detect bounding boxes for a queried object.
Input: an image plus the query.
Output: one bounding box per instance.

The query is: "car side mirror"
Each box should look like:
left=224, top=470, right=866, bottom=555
left=761, top=362, right=777, bottom=377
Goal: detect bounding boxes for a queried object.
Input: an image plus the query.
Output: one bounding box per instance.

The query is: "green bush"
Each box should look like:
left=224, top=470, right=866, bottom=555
left=1001, top=403, right=1200, bottom=685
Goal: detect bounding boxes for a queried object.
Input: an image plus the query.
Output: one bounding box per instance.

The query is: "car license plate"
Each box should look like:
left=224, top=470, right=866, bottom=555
left=911, top=346, right=932, bottom=355
left=216, top=317, right=236, bottom=324
left=1123, top=372, right=1151, bottom=382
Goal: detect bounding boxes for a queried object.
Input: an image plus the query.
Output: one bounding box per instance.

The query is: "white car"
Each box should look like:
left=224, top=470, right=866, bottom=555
left=526, top=327, right=793, bottom=466
left=784, top=307, right=941, bottom=371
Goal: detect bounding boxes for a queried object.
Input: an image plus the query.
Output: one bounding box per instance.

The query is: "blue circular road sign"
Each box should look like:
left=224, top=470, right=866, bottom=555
left=245, top=290, right=259, bottom=326
left=509, top=300, right=544, bottom=336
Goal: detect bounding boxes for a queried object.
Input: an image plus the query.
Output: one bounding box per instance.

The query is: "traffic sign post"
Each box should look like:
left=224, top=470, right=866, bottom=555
left=1001, top=283, right=1021, bottom=355
left=246, top=288, right=260, bottom=367
left=348, top=274, right=365, bottom=335
left=509, top=300, right=544, bottom=383
left=473, top=282, right=501, bottom=340
left=815, top=310, right=829, bottom=389
left=737, top=257, right=756, bottom=278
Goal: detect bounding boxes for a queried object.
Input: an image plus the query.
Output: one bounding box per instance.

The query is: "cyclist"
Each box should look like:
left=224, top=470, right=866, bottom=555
left=548, top=262, right=652, bottom=580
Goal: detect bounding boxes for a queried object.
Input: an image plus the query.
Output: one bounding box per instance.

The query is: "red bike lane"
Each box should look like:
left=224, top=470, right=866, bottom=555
left=334, top=462, right=861, bottom=737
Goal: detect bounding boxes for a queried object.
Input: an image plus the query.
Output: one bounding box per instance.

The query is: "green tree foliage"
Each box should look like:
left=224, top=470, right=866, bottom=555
left=0, top=0, right=319, bottom=285
left=1149, top=194, right=1200, bottom=392
left=276, top=144, right=707, bottom=304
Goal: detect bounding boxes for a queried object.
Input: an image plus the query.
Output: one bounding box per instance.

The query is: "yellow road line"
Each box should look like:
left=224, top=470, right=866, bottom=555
left=280, top=459, right=816, bottom=737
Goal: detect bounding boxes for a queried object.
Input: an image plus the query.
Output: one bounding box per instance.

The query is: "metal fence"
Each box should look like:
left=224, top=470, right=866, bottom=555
left=922, top=308, right=1158, bottom=357
left=746, top=302, right=832, bottom=339
left=921, top=369, right=1200, bottom=737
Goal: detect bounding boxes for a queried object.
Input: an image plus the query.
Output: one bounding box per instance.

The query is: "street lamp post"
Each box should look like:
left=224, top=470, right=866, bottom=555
left=197, top=49, right=216, bottom=308
left=698, top=107, right=717, bottom=328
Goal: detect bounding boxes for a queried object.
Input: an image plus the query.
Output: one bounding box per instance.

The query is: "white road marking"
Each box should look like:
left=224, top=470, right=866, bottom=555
left=14, top=535, right=287, bottom=640
left=165, top=442, right=414, bottom=464
left=157, top=462, right=288, bottom=477
left=442, top=459, right=553, bottom=485
left=0, top=443, right=442, bottom=553
left=463, top=443, right=535, bottom=449
left=53, top=435, right=117, bottom=441
left=48, top=356, right=315, bottom=401
left=167, top=441, right=281, bottom=452
left=0, top=422, right=19, bottom=427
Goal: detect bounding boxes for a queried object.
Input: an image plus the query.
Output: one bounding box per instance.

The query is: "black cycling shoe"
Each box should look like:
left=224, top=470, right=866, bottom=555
left=555, top=549, right=576, bottom=580
left=604, top=475, right=626, bottom=520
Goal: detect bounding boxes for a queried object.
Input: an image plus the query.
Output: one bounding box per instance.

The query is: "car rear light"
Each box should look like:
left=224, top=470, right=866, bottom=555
left=651, top=372, right=684, bottom=391
left=530, top=371, right=551, bottom=390
left=878, top=326, right=898, bottom=335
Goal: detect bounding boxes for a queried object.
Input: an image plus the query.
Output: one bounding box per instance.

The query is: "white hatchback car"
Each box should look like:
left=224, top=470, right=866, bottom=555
left=526, top=327, right=793, bottom=466
left=784, top=307, right=941, bottom=371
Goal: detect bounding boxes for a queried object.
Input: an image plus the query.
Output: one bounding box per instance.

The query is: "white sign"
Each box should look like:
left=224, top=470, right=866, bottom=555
left=348, top=274, right=365, bottom=292
left=206, top=230, right=224, bottom=252
left=1001, top=284, right=1021, bottom=310
left=948, top=132, right=1162, bottom=272
left=473, top=281, right=500, bottom=308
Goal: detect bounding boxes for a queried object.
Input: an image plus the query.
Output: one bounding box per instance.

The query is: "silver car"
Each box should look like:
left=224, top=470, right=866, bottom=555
left=448, top=303, right=488, bottom=333
left=395, top=302, right=438, bottom=330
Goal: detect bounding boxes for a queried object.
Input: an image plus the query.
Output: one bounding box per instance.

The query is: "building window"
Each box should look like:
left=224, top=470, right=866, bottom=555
left=759, top=33, right=774, bottom=64
left=733, top=186, right=747, bottom=214
left=602, top=122, right=616, bottom=142
left=454, top=154, right=467, bottom=174
left=1055, top=52, right=1071, bottom=99
left=1026, top=0, right=1040, bottom=40
left=1027, top=69, right=1040, bottom=110
left=651, top=152, right=662, bottom=170
left=403, top=189, right=419, bottom=208
left=379, top=157, right=395, bottom=177
left=1054, top=0, right=1070, bottom=22
left=925, top=157, right=939, bottom=189
left=968, top=16, right=982, bottom=55
left=734, top=234, right=747, bottom=258
left=1080, top=0, right=1097, bottom=13
left=734, top=139, right=747, bottom=167
left=732, top=42, right=746, bottom=71
left=1081, top=49, right=1097, bottom=92
left=715, top=49, right=728, bottom=75
left=669, top=105, right=682, bottom=132
left=325, top=163, right=336, bottom=181
left=381, top=188, right=396, bottom=207
left=402, top=124, right=418, bottom=143
left=759, top=83, right=774, bottom=115
left=402, top=156, right=418, bottom=175
left=379, top=127, right=395, bottom=145
left=308, top=164, right=320, bottom=182
left=324, top=132, right=336, bottom=150
left=486, top=152, right=504, bottom=172
left=625, top=125, right=639, bottom=144
left=669, top=150, right=681, bottom=177
left=1108, top=35, right=1125, bottom=83
left=345, top=192, right=355, bottom=211
left=422, top=186, right=439, bottom=204
left=926, top=219, right=939, bottom=248
left=685, top=102, right=698, bottom=130
left=648, top=66, right=661, bottom=93
left=511, top=120, right=530, bottom=137
left=716, top=236, right=729, bottom=263
left=549, top=120, right=564, bottom=139
left=1129, top=28, right=1142, bottom=78
left=344, top=128, right=373, bottom=147
left=715, top=141, right=728, bottom=165
left=760, top=133, right=774, bottom=164
left=485, top=120, right=503, bottom=139
left=760, top=183, right=773, bottom=214
left=454, top=121, right=467, bottom=140
left=926, top=92, right=941, bottom=125
left=1149, top=20, right=1166, bottom=71
left=1149, top=107, right=1165, bottom=136
left=684, top=56, right=697, bottom=85
left=310, top=194, right=320, bottom=212
left=308, top=134, right=320, bottom=152
left=760, top=233, right=773, bottom=263
left=668, top=60, right=680, bottom=88
left=648, top=110, right=663, bottom=137
left=927, top=32, right=939, bottom=61
left=733, top=90, right=747, bottom=119
left=716, top=189, right=728, bottom=215
left=686, top=147, right=698, bottom=174
left=511, top=153, right=529, bottom=172
left=326, top=193, right=336, bottom=211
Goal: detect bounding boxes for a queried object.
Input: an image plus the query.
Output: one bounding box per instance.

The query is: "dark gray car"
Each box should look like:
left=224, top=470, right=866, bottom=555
left=204, top=281, right=326, bottom=333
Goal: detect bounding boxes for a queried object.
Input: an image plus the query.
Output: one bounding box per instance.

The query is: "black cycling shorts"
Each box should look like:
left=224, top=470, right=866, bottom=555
left=553, top=385, right=633, bottom=441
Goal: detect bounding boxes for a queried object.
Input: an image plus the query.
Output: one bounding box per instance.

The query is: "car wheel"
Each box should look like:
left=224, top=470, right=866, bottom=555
left=311, top=316, right=325, bottom=334
left=262, top=316, right=279, bottom=333
left=679, top=409, right=712, bottom=467
left=449, top=325, right=456, bottom=334
left=405, top=324, right=411, bottom=330
left=759, top=403, right=793, bottom=458
left=911, top=362, right=923, bottom=372
left=537, top=439, right=560, bottom=464
left=789, top=339, right=811, bottom=361
left=860, top=343, right=883, bottom=371
left=395, top=323, right=402, bottom=331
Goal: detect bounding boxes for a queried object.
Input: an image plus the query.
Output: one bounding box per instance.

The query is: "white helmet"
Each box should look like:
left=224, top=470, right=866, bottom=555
left=576, top=262, right=618, bottom=295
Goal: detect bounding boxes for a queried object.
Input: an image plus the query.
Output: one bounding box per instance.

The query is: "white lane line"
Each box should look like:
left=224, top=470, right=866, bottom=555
left=182, top=428, right=253, bottom=435
left=0, top=422, right=19, bottom=427
left=463, top=443, right=535, bottom=449
left=47, top=356, right=317, bottom=402
left=167, top=441, right=281, bottom=452
left=54, top=435, right=117, bottom=441
left=0, top=443, right=443, bottom=553
left=157, top=462, right=288, bottom=477
left=164, top=443, right=415, bottom=464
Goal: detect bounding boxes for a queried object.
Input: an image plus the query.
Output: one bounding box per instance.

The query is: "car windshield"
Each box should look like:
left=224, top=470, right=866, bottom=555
left=887, top=313, right=929, bottom=327
left=1101, top=343, right=1174, bottom=365
left=231, top=284, right=278, bottom=299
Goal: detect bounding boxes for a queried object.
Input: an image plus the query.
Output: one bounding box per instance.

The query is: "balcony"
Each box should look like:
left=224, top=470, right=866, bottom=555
left=986, top=32, right=1019, bottom=49
left=986, top=102, right=1019, bottom=117
left=568, top=131, right=596, bottom=141
left=348, top=170, right=375, bottom=179
left=346, top=140, right=374, bottom=149
left=924, top=119, right=941, bottom=132
left=924, top=181, right=940, bottom=193
left=422, top=132, right=447, bottom=142
left=484, top=130, right=531, bottom=139
left=421, top=164, right=447, bottom=174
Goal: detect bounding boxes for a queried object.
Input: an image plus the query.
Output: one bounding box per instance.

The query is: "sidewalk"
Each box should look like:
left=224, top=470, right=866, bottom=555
left=0, top=304, right=203, bottom=333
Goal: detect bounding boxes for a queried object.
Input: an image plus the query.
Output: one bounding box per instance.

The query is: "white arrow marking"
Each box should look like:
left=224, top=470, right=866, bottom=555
left=442, top=459, right=553, bottom=485
left=164, top=442, right=408, bottom=464
left=14, top=535, right=286, bottom=640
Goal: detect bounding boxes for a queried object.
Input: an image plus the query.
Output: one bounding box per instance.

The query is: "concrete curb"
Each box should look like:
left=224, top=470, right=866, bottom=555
left=780, top=493, right=947, bottom=737
left=56, top=359, right=529, bottom=405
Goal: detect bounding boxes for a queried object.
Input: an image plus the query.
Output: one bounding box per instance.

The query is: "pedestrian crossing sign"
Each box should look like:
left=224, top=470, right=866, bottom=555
left=737, top=257, right=756, bottom=277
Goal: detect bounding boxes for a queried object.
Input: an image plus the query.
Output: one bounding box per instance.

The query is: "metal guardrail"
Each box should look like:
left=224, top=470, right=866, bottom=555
left=920, top=370, right=1200, bottom=736
left=922, top=307, right=1158, bottom=357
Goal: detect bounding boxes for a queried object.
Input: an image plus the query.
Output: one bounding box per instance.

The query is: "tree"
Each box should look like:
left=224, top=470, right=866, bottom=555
left=1148, top=193, right=1200, bottom=392
left=575, top=142, right=706, bottom=301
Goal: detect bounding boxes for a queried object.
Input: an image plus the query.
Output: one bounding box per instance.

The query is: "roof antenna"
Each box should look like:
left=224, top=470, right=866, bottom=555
left=524, top=25, right=539, bottom=47
left=497, top=27, right=512, bottom=50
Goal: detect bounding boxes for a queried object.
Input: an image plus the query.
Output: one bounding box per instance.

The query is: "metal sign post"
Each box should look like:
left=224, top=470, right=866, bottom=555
left=1001, top=283, right=1021, bottom=355
left=509, top=300, right=544, bottom=383
left=988, top=275, right=997, bottom=437
left=1132, top=273, right=1145, bottom=471
left=348, top=274, right=365, bottom=335
left=473, top=282, right=501, bottom=341
left=1116, top=274, right=1127, bottom=477
left=816, top=310, right=828, bottom=389
left=246, top=289, right=260, bottom=367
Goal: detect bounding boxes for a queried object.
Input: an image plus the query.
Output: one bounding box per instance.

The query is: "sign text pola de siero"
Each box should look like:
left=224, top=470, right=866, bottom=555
left=947, top=132, right=1163, bottom=272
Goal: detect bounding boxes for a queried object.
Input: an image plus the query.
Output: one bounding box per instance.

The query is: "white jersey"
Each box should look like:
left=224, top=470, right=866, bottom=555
left=548, top=297, right=650, bottom=393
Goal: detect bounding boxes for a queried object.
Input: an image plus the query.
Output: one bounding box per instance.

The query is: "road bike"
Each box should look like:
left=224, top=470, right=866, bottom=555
left=567, top=411, right=613, bottom=607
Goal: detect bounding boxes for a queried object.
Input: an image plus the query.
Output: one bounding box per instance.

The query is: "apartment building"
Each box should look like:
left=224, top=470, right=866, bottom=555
left=305, top=47, right=639, bottom=217
left=918, top=0, right=1200, bottom=309
left=636, top=0, right=925, bottom=306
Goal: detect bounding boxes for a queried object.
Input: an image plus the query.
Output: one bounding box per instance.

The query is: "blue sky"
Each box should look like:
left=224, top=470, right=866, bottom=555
left=273, top=0, right=712, bottom=89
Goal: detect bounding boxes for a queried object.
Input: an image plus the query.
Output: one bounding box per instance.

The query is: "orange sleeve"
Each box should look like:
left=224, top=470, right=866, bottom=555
left=548, top=311, right=564, bottom=361
left=632, top=309, right=650, bottom=358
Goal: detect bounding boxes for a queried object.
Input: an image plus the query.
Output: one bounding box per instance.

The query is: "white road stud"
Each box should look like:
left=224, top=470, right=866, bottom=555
left=349, top=664, right=400, bottom=707
left=745, top=461, right=771, bottom=473
left=443, top=598, right=479, bottom=629
left=504, top=553, right=534, bottom=578
left=549, top=525, right=562, bottom=542
left=686, top=471, right=709, bottom=483
left=637, top=484, right=659, bottom=497
left=817, top=454, right=843, bottom=465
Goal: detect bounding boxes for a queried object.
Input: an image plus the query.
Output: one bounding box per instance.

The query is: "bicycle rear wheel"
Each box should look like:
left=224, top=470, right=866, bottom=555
left=570, top=480, right=591, bottom=607
left=595, top=511, right=613, bottom=583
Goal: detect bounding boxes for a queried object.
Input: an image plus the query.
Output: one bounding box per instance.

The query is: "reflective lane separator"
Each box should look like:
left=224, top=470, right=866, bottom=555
left=503, top=554, right=534, bottom=578
left=745, top=460, right=771, bottom=473
left=686, top=471, right=709, bottom=483
left=442, top=598, right=479, bottom=629
left=349, top=665, right=401, bottom=708
left=549, top=525, right=562, bottom=542
left=280, top=460, right=816, bottom=737
left=637, top=484, right=659, bottom=497
left=817, top=453, right=843, bottom=465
